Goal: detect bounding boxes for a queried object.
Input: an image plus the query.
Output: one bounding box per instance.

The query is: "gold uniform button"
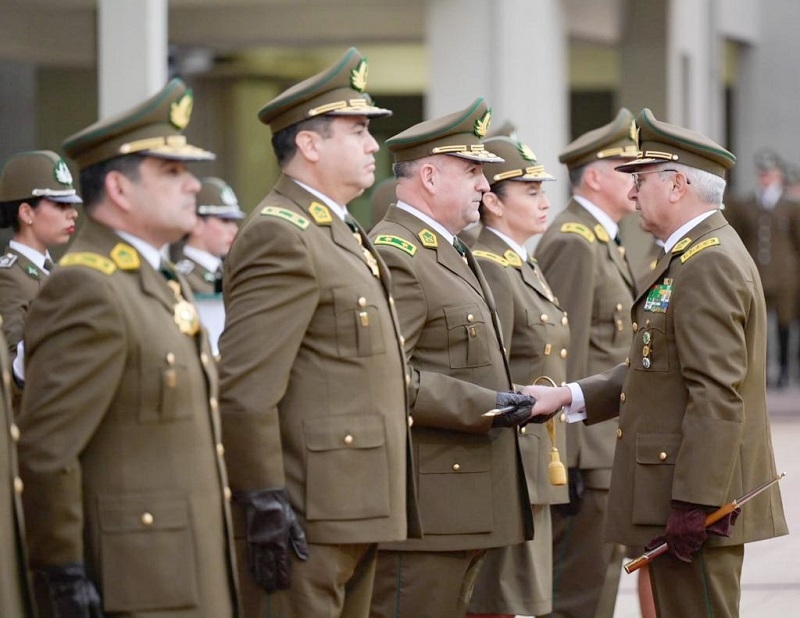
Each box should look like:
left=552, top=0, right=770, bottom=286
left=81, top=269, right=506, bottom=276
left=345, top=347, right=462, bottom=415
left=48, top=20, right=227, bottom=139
left=561, top=315, right=568, bottom=326
left=620, top=392, right=626, bottom=403
left=10, top=423, right=20, bottom=443
left=560, top=349, right=568, bottom=359
left=467, top=313, right=475, bottom=322
left=209, top=397, right=218, bottom=411
left=389, top=296, right=395, bottom=306
left=519, top=426, right=527, bottom=435
left=616, top=428, right=623, bottom=439
left=625, top=357, right=631, bottom=367
left=399, top=335, right=405, bottom=346
left=358, top=296, right=367, bottom=307
left=200, top=353, right=209, bottom=365
left=540, top=313, right=549, bottom=323
left=13, top=476, right=23, bottom=494
left=452, top=463, right=461, bottom=472
left=343, top=434, right=354, bottom=445
left=616, top=303, right=623, bottom=311
left=405, top=373, right=411, bottom=386
left=659, top=451, right=668, bottom=461
left=632, top=322, right=638, bottom=332
left=560, top=412, right=567, bottom=423
left=408, top=416, right=414, bottom=428
left=224, top=486, right=232, bottom=501
left=141, top=512, right=154, bottom=526
left=166, top=352, right=176, bottom=365
left=216, top=443, right=225, bottom=456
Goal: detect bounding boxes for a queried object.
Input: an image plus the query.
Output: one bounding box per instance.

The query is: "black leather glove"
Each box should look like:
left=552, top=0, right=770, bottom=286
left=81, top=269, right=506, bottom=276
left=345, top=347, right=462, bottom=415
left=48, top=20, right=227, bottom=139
left=490, top=391, right=536, bottom=427
left=32, top=563, right=104, bottom=618
left=234, top=488, right=310, bottom=592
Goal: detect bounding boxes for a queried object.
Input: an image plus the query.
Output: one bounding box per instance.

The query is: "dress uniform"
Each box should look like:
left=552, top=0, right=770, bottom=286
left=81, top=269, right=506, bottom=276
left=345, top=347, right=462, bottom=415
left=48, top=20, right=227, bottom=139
left=534, top=109, right=638, bottom=618
left=174, top=177, right=244, bottom=296
left=17, top=79, right=240, bottom=617
left=217, top=48, right=417, bottom=618
left=576, top=109, right=788, bottom=617
left=466, top=136, right=570, bottom=617
left=0, top=327, right=34, bottom=616
left=368, top=99, right=534, bottom=618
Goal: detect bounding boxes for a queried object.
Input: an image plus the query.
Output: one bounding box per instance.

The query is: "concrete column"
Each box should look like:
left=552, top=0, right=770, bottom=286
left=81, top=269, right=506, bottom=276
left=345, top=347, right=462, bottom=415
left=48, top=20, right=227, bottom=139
left=619, top=0, right=669, bottom=117
left=426, top=0, right=569, bottom=210
left=97, top=0, right=168, bottom=117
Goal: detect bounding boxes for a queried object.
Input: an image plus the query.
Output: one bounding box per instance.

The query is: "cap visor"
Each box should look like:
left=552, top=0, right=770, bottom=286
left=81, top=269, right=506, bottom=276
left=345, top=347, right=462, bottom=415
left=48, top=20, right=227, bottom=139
left=614, top=157, right=663, bottom=173
left=518, top=172, right=556, bottom=182
left=143, top=144, right=216, bottom=162
left=449, top=151, right=505, bottom=164
left=328, top=105, right=393, bottom=119
left=50, top=194, right=83, bottom=204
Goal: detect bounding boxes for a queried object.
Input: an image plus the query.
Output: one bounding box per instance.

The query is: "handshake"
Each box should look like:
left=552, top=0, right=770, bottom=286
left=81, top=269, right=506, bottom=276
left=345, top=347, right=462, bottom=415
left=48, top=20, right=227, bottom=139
left=484, top=390, right=556, bottom=428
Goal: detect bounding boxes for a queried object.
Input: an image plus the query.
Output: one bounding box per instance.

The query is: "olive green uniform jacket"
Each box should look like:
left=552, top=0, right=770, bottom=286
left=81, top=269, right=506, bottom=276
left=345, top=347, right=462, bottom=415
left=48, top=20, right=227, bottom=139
left=218, top=175, right=418, bottom=546
left=579, top=211, right=788, bottom=547
left=0, top=247, right=47, bottom=363
left=534, top=200, right=636, bottom=487
left=370, top=205, right=532, bottom=552
left=0, top=329, right=34, bottom=616
left=18, top=218, right=240, bottom=616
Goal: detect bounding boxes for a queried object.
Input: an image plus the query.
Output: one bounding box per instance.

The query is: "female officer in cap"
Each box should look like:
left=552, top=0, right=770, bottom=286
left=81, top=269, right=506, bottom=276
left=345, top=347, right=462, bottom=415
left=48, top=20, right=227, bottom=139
left=466, top=134, right=570, bottom=618
left=0, top=150, right=81, bottom=385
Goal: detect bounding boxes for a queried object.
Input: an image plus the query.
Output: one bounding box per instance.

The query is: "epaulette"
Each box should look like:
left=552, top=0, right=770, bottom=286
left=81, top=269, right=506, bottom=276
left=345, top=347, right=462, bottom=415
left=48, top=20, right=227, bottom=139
left=681, top=238, right=720, bottom=263
left=59, top=252, right=117, bottom=275
left=0, top=253, right=18, bottom=268
left=261, top=206, right=310, bottom=230
left=593, top=224, right=610, bottom=243
left=503, top=249, right=523, bottom=268
left=175, top=259, right=195, bottom=275
left=560, top=222, right=595, bottom=243
left=308, top=201, right=333, bottom=225
left=473, top=250, right=508, bottom=267
left=671, top=237, right=692, bottom=253
left=373, top=234, right=417, bottom=256
left=418, top=228, right=438, bottom=248
left=110, top=243, right=140, bottom=270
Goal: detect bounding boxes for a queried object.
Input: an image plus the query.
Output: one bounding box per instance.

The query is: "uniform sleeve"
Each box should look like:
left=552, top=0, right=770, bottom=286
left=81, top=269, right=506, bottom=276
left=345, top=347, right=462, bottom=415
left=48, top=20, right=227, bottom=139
left=670, top=250, right=748, bottom=506
left=218, top=217, right=318, bottom=492
left=17, top=268, right=127, bottom=566
left=0, top=271, right=31, bottom=361
left=535, top=234, right=595, bottom=380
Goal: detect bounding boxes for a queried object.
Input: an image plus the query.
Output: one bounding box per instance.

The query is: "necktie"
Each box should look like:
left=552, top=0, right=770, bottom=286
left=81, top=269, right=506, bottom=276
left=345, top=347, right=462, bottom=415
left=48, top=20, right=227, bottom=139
left=213, top=265, right=223, bottom=294
left=528, top=257, right=555, bottom=302
left=345, top=214, right=380, bottom=278
left=452, top=237, right=469, bottom=264
left=43, top=257, right=56, bottom=273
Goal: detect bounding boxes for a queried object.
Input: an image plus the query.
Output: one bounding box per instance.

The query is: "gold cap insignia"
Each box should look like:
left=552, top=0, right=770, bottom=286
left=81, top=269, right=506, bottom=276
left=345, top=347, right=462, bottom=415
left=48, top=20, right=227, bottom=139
left=350, top=58, right=368, bottom=93
left=170, top=91, right=194, bottom=130
left=474, top=108, right=492, bottom=138
left=630, top=119, right=640, bottom=145
left=54, top=159, right=73, bottom=185
left=518, top=142, right=537, bottom=162
left=110, top=243, right=141, bottom=270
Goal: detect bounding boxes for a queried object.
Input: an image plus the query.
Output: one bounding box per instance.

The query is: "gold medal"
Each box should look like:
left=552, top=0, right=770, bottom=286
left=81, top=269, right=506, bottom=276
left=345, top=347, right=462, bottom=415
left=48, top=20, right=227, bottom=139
left=167, top=281, right=200, bottom=336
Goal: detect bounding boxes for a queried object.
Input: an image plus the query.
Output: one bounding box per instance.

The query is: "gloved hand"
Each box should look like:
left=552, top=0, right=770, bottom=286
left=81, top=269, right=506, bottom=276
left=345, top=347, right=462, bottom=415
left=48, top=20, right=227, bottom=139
left=490, top=391, right=536, bottom=427
left=234, top=488, right=309, bottom=592
left=33, top=563, right=104, bottom=617
left=646, top=501, right=740, bottom=563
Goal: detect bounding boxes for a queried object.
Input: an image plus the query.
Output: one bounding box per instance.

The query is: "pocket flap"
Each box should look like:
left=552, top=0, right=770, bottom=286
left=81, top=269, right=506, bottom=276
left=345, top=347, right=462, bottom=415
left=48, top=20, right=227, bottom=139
left=635, top=433, right=682, bottom=465
left=304, top=414, right=385, bottom=451
left=98, top=494, right=189, bottom=532
left=419, top=442, right=491, bottom=474
left=444, top=303, right=485, bottom=328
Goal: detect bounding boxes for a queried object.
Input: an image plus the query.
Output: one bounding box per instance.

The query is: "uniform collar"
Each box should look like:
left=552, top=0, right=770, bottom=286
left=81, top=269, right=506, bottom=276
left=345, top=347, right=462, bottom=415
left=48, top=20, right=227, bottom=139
left=395, top=200, right=455, bottom=244
left=663, top=210, right=717, bottom=253
left=9, top=240, right=50, bottom=271
left=573, top=195, right=619, bottom=240
left=182, top=245, right=221, bottom=272
left=292, top=178, right=349, bottom=221
left=115, top=231, right=163, bottom=270
left=485, top=226, right=527, bottom=261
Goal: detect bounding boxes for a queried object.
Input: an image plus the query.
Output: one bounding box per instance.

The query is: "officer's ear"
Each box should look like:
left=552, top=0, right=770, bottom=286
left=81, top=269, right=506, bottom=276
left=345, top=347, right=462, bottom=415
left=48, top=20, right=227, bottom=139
left=294, top=129, right=323, bottom=164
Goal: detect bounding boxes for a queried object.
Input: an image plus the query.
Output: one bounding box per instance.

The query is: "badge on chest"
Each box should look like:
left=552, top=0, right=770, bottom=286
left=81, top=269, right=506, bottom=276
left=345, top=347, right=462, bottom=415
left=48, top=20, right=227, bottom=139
left=644, top=278, right=673, bottom=313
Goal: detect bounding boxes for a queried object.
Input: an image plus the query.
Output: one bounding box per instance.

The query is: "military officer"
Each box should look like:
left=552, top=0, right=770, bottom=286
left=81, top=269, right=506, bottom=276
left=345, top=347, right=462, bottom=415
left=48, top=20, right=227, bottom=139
left=217, top=48, right=418, bottom=618
left=0, top=327, right=34, bottom=615
left=17, top=79, right=241, bottom=617
left=534, top=108, right=639, bottom=618
left=0, top=150, right=81, bottom=397
left=723, top=150, right=800, bottom=388
left=368, top=99, right=541, bottom=618
left=173, top=177, right=244, bottom=296
left=528, top=109, right=788, bottom=618
left=466, top=135, right=570, bottom=618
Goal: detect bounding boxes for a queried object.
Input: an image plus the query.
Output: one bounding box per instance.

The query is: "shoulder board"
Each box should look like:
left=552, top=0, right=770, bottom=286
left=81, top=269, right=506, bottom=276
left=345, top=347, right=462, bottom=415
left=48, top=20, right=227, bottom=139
left=261, top=206, right=310, bottom=230
left=672, top=237, right=692, bottom=253
left=418, top=228, right=438, bottom=248
left=60, top=252, right=117, bottom=275
left=373, top=234, right=417, bottom=256
left=560, top=222, right=595, bottom=243
left=503, top=249, right=523, bottom=268
left=0, top=253, right=18, bottom=268
left=681, top=238, right=720, bottom=263
left=110, top=243, right=140, bottom=270
left=473, top=250, right=509, bottom=267
left=593, top=224, right=610, bottom=243
left=175, top=259, right=195, bottom=275
left=308, top=201, right=333, bottom=225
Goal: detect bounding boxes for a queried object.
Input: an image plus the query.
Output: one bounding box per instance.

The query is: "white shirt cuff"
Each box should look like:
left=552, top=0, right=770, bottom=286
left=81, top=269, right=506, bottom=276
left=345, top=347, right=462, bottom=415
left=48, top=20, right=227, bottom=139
left=12, top=340, right=25, bottom=384
left=565, top=382, right=587, bottom=422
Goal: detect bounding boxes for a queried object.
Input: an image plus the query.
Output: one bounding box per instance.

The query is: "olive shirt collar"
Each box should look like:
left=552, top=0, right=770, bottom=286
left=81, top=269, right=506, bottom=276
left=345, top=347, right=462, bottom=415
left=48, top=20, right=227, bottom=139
left=8, top=239, right=51, bottom=272
left=573, top=194, right=619, bottom=240
left=394, top=200, right=455, bottom=245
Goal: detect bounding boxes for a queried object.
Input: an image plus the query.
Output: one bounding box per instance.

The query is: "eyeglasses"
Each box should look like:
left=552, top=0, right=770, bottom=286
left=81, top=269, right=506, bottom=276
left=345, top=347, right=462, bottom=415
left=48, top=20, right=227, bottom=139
left=630, top=168, right=690, bottom=191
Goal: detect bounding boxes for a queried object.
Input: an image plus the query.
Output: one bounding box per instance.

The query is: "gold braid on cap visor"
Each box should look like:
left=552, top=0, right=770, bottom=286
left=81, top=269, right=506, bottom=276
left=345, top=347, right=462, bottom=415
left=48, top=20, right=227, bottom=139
left=493, top=164, right=548, bottom=182
left=118, top=135, right=213, bottom=159
left=431, top=144, right=499, bottom=159
left=596, top=145, right=639, bottom=159
left=308, top=98, right=371, bottom=116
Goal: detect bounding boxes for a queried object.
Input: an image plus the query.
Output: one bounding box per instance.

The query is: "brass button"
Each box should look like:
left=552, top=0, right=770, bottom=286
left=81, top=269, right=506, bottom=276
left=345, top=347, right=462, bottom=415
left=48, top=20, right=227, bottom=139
left=141, top=512, right=154, bottom=526
left=408, top=415, right=414, bottom=428
left=399, top=335, right=405, bottom=346
left=560, top=412, right=567, bottom=423
left=405, top=373, right=411, bottom=386
left=209, top=397, right=218, bottom=411
left=13, top=477, right=23, bottom=494
left=200, top=353, right=209, bottom=365
left=223, top=486, right=232, bottom=501
left=519, top=426, right=527, bottom=435
left=540, top=313, right=549, bottom=323
left=389, top=296, right=395, bottom=306
left=561, top=315, right=568, bottom=326
left=616, top=303, right=623, bottom=311
left=616, top=428, right=623, bottom=439
left=625, top=357, right=630, bottom=367
left=467, top=313, right=475, bottom=322
left=452, top=463, right=461, bottom=472
left=216, top=443, right=225, bottom=456
left=632, top=322, right=638, bottom=332
left=9, top=423, right=20, bottom=443
left=620, top=392, right=626, bottom=403
left=358, top=296, right=367, bottom=307
left=166, top=352, right=175, bottom=365
left=343, top=434, right=354, bottom=445
left=659, top=451, right=668, bottom=461
left=559, top=349, right=568, bottom=359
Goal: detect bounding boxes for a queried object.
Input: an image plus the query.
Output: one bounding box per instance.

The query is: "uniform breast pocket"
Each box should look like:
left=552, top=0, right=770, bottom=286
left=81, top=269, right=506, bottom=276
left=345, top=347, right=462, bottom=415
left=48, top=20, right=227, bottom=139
left=332, top=286, right=387, bottom=358
left=633, top=313, right=669, bottom=373
left=444, top=303, right=491, bottom=369
left=96, top=494, right=199, bottom=612
left=632, top=433, right=682, bottom=525
left=304, top=414, right=391, bottom=521
left=137, top=352, right=196, bottom=423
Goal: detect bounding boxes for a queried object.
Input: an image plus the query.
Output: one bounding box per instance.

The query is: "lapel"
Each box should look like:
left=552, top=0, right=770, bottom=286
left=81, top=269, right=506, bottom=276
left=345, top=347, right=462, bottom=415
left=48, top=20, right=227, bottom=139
left=9, top=247, right=46, bottom=285
left=477, top=227, right=552, bottom=301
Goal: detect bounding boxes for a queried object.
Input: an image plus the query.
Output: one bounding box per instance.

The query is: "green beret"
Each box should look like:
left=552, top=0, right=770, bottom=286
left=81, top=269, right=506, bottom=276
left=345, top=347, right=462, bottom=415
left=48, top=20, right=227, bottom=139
left=0, top=150, right=82, bottom=204
left=258, top=47, right=392, bottom=133
left=196, top=177, right=245, bottom=219
left=482, top=136, right=555, bottom=184
left=559, top=108, right=638, bottom=169
left=387, top=98, right=503, bottom=164
left=615, top=108, right=736, bottom=178
left=63, top=78, right=214, bottom=169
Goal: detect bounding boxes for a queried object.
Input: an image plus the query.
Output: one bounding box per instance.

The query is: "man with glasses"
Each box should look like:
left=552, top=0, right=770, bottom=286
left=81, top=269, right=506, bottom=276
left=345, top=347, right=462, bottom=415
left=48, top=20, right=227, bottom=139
left=528, top=108, right=787, bottom=617
left=534, top=109, right=639, bottom=618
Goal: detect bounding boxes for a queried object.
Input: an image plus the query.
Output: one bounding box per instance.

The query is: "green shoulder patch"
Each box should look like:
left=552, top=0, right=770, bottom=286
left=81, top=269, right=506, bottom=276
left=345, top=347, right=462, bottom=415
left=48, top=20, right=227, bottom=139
left=60, top=252, right=117, bottom=275
left=418, top=228, right=438, bottom=248
left=374, top=234, right=417, bottom=256
left=261, top=206, right=310, bottom=230
left=680, top=238, right=720, bottom=263
left=561, top=222, right=595, bottom=243
left=308, top=201, right=333, bottom=225
left=473, top=250, right=509, bottom=267
left=503, top=249, right=523, bottom=268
